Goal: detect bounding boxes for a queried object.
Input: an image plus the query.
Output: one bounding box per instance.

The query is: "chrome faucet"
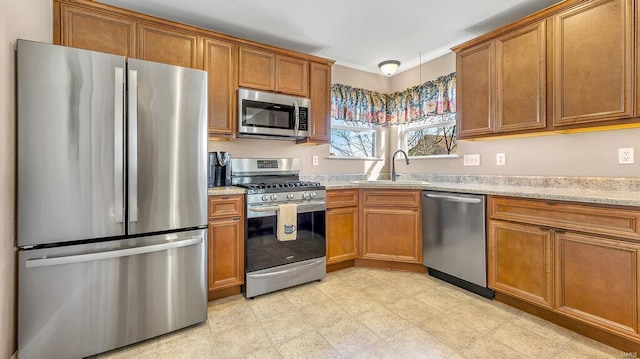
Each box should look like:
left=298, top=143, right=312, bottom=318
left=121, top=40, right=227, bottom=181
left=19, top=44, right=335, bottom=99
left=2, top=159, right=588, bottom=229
left=391, top=150, right=410, bottom=181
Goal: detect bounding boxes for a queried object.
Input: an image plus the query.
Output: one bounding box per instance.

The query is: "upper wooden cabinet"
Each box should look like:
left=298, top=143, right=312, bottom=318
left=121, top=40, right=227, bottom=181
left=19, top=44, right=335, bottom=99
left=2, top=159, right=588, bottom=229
left=57, top=2, right=136, bottom=57
left=454, top=0, right=638, bottom=139
left=238, top=46, right=276, bottom=91
left=276, top=56, right=309, bottom=97
left=308, top=62, right=332, bottom=143
left=552, top=0, right=633, bottom=127
left=202, top=38, right=237, bottom=137
left=238, top=46, right=311, bottom=97
left=137, top=22, right=200, bottom=69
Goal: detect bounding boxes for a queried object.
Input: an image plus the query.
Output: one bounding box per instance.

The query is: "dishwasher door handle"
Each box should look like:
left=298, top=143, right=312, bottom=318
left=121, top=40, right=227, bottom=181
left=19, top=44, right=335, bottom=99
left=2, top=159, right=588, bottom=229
left=425, top=193, right=482, bottom=204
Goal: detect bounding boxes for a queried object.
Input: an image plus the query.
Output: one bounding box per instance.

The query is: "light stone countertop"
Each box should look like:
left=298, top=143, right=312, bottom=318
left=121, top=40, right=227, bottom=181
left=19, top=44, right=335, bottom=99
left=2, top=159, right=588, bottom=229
left=323, top=181, right=640, bottom=207
left=207, top=186, right=246, bottom=196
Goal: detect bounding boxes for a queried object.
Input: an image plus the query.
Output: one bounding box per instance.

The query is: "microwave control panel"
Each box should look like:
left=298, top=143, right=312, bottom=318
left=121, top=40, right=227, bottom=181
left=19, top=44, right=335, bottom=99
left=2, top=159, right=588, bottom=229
left=298, top=107, right=308, bottom=131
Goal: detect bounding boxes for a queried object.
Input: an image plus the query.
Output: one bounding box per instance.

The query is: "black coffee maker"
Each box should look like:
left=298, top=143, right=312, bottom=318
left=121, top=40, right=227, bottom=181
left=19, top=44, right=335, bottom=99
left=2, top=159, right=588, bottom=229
left=208, top=152, right=231, bottom=187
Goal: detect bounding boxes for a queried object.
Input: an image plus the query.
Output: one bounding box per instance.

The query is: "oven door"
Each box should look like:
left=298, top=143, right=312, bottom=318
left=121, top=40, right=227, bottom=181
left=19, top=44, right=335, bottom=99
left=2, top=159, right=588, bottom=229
left=245, top=201, right=326, bottom=273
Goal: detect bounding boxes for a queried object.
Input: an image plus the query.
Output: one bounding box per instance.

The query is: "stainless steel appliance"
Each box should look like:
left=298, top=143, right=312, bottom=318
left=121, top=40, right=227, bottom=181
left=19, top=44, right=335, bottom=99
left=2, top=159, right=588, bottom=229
left=16, top=39, right=208, bottom=359
left=231, top=158, right=326, bottom=298
left=237, top=88, right=311, bottom=139
left=422, top=191, right=494, bottom=299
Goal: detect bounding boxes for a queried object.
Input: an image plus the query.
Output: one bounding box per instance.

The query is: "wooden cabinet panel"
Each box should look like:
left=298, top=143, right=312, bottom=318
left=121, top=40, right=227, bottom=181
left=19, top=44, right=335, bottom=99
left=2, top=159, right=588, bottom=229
left=555, top=232, right=639, bottom=336
left=208, top=195, right=243, bottom=218
left=276, top=56, right=309, bottom=97
left=360, top=207, right=422, bottom=263
left=496, top=21, right=546, bottom=132
left=208, top=216, right=244, bottom=290
left=488, top=196, right=640, bottom=240
left=456, top=41, right=495, bottom=138
left=327, top=189, right=358, bottom=208
left=59, top=3, right=136, bottom=57
left=138, top=22, right=199, bottom=68
left=327, top=206, right=358, bottom=264
left=488, top=220, right=554, bottom=308
left=238, top=47, right=275, bottom=91
left=360, top=190, right=420, bottom=208
left=552, top=0, right=633, bottom=126
left=202, top=38, right=237, bottom=136
left=308, top=62, right=332, bottom=143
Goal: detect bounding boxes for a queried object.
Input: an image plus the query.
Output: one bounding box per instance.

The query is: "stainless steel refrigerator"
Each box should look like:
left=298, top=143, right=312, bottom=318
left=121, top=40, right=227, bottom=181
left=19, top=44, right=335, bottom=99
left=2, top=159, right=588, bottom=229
left=16, top=39, right=208, bottom=358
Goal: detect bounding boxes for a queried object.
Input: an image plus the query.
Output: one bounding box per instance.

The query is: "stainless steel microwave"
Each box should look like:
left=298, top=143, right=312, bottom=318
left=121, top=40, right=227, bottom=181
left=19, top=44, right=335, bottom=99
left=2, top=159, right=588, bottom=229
left=237, top=88, right=311, bottom=139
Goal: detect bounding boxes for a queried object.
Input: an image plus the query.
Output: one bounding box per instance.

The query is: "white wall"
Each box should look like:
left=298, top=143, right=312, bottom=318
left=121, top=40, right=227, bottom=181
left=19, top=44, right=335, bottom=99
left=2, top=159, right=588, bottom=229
left=1, top=0, right=51, bottom=356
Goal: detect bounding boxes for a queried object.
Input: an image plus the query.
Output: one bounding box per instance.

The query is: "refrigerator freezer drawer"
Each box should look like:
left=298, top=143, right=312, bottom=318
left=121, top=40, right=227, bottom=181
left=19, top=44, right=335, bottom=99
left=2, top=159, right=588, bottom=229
left=18, top=229, right=207, bottom=359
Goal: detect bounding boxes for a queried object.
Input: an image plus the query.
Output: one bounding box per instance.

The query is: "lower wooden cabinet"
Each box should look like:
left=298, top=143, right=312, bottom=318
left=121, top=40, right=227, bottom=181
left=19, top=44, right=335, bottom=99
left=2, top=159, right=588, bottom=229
left=359, top=190, right=422, bottom=264
left=326, top=189, right=358, bottom=264
left=488, top=195, right=640, bottom=347
left=488, top=220, right=553, bottom=308
left=208, top=194, right=244, bottom=297
left=555, top=231, right=640, bottom=337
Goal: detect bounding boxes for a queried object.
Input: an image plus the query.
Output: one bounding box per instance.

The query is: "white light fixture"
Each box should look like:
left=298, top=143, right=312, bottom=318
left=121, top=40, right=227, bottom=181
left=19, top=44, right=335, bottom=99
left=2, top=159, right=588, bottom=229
left=378, top=60, right=400, bottom=76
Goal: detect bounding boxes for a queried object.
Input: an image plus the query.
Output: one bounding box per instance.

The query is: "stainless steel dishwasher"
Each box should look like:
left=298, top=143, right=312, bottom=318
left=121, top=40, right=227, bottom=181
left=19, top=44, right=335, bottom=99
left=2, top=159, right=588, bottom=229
left=422, top=191, right=494, bottom=298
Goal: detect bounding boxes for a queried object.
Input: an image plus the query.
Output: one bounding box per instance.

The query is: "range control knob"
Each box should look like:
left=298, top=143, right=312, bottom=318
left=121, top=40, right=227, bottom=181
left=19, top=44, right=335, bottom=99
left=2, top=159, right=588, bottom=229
left=261, top=195, right=269, bottom=202
left=270, top=194, right=277, bottom=201
left=287, top=193, right=294, bottom=199
left=310, top=192, right=317, bottom=198
left=302, top=192, right=310, bottom=200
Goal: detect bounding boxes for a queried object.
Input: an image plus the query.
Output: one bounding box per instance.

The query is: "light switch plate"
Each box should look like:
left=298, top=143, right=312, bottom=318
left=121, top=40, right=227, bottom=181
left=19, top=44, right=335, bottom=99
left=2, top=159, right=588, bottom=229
left=496, top=153, right=506, bottom=166
left=312, top=155, right=319, bottom=166
left=463, top=154, right=480, bottom=166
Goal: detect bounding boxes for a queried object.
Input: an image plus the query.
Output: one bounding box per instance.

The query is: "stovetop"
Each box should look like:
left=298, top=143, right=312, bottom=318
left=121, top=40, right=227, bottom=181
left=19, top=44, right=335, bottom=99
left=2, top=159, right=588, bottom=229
left=236, top=180, right=324, bottom=194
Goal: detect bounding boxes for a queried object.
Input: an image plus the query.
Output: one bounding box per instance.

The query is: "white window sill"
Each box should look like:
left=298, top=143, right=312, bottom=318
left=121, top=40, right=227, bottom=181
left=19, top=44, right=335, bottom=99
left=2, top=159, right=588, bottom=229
left=408, top=154, right=460, bottom=160
left=326, top=156, right=383, bottom=161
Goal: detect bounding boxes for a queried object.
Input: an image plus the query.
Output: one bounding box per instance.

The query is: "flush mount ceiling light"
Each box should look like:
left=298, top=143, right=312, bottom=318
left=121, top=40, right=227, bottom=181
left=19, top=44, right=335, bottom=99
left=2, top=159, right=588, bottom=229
left=378, top=60, right=401, bottom=76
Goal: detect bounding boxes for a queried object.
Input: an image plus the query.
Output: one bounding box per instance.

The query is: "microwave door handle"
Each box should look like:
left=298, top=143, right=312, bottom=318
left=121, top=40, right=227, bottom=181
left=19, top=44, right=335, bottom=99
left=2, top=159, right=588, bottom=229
left=293, top=101, right=300, bottom=132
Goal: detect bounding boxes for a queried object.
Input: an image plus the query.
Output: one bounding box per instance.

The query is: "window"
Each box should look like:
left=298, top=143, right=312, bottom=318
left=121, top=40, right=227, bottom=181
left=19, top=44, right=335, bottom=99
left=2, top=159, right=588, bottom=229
left=401, top=113, right=457, bottom=157
left=330, top=119, right=378, bottom=158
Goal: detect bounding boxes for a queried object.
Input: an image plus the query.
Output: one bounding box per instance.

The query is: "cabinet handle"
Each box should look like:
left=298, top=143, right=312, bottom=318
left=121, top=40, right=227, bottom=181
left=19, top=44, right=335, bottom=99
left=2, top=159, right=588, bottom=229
left=232, top=216, right=241, bottom=221
left=555, top=229, right=566, bottom=234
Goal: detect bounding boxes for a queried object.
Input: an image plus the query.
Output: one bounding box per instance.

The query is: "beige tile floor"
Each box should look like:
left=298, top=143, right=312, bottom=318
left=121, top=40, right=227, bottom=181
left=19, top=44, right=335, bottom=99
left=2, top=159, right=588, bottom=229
left=97, top=267, right=626, bottom=358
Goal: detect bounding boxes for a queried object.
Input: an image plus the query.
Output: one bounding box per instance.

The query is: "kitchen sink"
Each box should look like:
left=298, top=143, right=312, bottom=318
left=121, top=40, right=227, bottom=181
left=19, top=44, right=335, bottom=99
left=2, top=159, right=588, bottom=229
left=350, top=179, right=430, bottom=186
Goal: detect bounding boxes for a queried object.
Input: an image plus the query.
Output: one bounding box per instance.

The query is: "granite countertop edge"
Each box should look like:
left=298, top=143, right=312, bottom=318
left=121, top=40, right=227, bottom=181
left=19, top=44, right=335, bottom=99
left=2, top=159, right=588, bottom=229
left=324, top=182, right=640, bottom=207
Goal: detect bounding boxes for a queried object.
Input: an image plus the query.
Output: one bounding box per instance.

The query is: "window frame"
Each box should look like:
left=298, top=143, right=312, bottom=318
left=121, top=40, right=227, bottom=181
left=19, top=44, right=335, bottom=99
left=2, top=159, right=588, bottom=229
left=400, top=116, right=458, bottom=159
left=329, top=122, right=381, bottom=160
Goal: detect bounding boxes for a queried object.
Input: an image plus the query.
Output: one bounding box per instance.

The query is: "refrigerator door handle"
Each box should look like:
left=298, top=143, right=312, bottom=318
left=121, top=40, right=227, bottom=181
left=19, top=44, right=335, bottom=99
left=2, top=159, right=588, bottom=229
left=128, top=69, right=139, bottom=222
left=114, top=67, right=125, bottom=223
left=24, top=236, right=203, bottom=268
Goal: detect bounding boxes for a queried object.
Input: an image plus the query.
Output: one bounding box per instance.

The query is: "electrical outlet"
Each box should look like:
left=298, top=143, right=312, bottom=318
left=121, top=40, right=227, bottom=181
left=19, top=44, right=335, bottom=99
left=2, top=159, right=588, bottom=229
left=619, top=148, right=634, bottom=165
left=496, top=153, right=506, bottom=166
left=463, top=154, right=480, bottom=166
left=312, top=155, right=319, bottom=166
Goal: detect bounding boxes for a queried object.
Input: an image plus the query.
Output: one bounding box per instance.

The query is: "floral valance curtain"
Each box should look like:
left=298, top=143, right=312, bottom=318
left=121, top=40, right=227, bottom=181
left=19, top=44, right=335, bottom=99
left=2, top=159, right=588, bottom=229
left=331, top=72, right=456, bottom=126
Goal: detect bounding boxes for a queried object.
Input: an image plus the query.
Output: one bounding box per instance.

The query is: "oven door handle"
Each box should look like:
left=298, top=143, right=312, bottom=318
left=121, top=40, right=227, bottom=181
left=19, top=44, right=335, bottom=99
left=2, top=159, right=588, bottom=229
left=248, top=201, right=326, bottom=213
left=247, top=258, right=325, bottom=279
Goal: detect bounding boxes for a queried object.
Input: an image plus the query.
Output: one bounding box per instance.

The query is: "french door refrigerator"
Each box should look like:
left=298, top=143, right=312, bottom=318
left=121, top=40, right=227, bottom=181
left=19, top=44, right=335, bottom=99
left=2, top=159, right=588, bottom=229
left=16, top=39, right=208, bottom=359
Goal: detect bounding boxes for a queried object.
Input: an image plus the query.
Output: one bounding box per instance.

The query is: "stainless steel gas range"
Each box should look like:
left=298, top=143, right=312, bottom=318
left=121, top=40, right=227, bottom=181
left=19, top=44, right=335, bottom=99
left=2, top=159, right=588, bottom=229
left=231, top=158, right=326, bottom=298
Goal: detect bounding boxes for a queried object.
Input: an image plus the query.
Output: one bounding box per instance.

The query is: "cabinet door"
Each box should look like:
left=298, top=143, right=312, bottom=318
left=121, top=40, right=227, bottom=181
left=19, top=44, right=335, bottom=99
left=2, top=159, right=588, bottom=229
left=552, top=0, right=633, bottom=126
left=496, top=21, right=546, bottom=133
left=488, top=220, right=553, bottom=308
left=456, top=41, right=495, bottom=138
left=555, top=231, right=639, bottom=337
left=203, top=38, right=237, bottom=136
left=276, top=55, right=309, bottom=97
left=360, top=207, right=422, bottom=263
left=238, top=47, right=275, bottom=91
left=308, top=62, right=332, bottom=143
left=208, top=216, right=244, bottom=291
left=327, top=206, right=358, bottom=264
left=59, top=3, right=136, bottom=57
left=138, top=22, right=199, bottom=68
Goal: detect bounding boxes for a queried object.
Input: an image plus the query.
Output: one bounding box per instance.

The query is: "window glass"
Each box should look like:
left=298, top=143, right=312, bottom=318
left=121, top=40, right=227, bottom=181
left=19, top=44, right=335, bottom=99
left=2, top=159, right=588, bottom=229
left=330, top=119, right=377, bottom=158
left=403, top=114, right=457, bottom=157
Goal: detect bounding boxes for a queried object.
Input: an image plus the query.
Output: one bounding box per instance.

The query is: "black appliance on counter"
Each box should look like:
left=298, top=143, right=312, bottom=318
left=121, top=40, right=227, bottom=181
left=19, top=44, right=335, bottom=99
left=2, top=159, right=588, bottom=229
left=208, top=151, right=231, bottom=187
left=231, top=158, right=326, bottom=298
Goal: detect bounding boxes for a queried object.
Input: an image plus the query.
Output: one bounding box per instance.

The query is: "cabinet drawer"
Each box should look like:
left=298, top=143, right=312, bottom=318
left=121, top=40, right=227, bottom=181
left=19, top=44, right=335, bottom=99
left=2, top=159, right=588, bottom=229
left=360, top=190, right=420, bottom=208
left=209, top=195, right=244, bottom=218
left=327, top=189, right=358, bottom=208
left=489, top=196, right=640, bottom=240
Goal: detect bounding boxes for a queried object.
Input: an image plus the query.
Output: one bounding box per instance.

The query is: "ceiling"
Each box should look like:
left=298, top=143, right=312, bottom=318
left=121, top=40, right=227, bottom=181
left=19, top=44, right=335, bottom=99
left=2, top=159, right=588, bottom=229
left=98, top=0, right=563, bottom=75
